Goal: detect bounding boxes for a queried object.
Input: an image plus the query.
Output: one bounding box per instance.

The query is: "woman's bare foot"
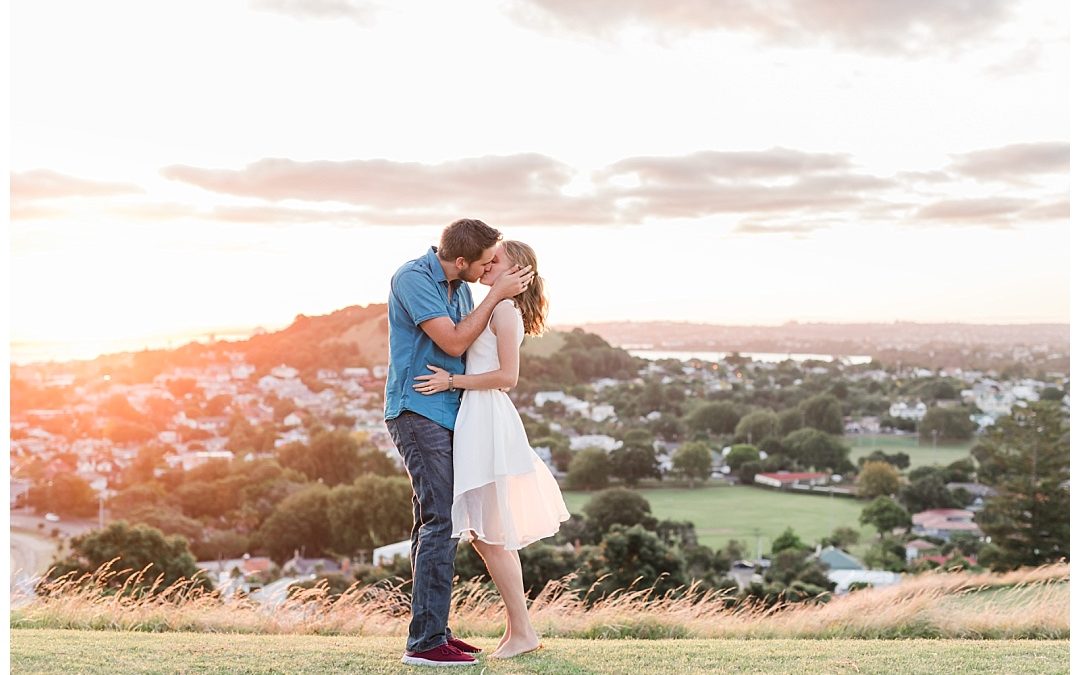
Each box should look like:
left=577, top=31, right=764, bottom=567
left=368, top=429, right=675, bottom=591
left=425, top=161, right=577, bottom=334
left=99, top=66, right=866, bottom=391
left=490, top=633, right=542, bottom=659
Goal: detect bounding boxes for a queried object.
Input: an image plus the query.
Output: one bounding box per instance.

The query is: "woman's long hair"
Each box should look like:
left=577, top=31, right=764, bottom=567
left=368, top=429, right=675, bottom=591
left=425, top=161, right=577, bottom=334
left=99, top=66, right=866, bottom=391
left=501, top=241, right=548, bottom=336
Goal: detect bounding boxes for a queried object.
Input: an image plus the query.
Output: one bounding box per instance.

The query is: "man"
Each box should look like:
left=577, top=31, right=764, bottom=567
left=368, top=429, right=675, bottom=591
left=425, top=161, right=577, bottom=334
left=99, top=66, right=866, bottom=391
left=385, top=218, right=534, bottom=667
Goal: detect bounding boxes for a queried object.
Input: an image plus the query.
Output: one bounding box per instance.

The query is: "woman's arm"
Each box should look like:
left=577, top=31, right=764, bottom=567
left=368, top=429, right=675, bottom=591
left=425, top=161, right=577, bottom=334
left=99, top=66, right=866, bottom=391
left=413, top=302, right=521, bottom=394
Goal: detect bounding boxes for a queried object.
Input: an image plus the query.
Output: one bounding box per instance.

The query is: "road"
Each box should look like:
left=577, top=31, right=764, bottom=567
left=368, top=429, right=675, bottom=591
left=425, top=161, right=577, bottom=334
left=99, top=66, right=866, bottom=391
left=10, top=512, right=99, bottom=604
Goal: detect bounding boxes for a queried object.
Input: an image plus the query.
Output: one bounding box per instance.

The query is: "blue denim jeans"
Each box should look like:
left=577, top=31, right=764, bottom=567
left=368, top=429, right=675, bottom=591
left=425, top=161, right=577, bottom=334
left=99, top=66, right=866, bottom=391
left=386, top=411, right=457, bottom=653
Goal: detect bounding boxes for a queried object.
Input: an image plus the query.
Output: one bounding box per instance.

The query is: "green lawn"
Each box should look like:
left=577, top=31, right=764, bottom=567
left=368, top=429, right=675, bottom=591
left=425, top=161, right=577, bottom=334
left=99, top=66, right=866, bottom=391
left=848, top=434, right=973, bottom=470
left=9, top=629, right=1069, bottom=674
left=562, top=485, right=878, bottom=555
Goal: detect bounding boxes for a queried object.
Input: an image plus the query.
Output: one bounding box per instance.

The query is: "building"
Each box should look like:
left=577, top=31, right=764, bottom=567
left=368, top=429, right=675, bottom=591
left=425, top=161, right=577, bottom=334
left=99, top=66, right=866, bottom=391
left=816, top=546, right=865, bottom=571
left=373, top=539, right=411, bottom=566
left=904, top=538, right=939, bottom=561
left=912, top=508, right=982, bottom=541
left=889, top=400, right=927, bottom=421
left=754, top=471, right=830, bottom=489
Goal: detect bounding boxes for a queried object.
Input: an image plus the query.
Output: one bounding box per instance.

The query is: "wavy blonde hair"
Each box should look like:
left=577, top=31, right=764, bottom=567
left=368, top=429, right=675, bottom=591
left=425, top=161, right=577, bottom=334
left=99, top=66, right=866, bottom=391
left=501, top=240, right=548, bottom=336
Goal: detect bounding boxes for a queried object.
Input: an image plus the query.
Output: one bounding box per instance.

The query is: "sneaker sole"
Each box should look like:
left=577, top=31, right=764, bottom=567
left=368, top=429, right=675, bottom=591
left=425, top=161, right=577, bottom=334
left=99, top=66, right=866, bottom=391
left=400, top=655, right=478, bottom=667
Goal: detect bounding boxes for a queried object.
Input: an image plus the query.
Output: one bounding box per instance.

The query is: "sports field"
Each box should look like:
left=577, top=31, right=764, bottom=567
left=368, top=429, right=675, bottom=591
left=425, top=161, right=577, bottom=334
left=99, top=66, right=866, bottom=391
left=562, top=485, right=877, bottom=555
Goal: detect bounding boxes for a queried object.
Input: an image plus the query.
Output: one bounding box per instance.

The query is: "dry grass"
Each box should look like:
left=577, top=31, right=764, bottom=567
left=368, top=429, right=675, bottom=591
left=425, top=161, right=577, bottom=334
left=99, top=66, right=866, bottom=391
left=10, top=558, right=1068, bottom=640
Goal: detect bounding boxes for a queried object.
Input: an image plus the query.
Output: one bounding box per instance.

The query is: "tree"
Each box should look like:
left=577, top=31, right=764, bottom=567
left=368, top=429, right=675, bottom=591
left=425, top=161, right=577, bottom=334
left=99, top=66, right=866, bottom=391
left=565, top=448, right=611, bottom=491
left=533, top=435, right=572, bottom=472
left=898, top=472, right=962, bottom=513
left=799, top=394, right=844, bottom=435
left=856, top=461, right=901, bottom=498
left=327, top=475, right=413, bottom=556
left=582, top=488, right=657, bottom=536
left=738, top=460, right=764, bottom=486
left=581, top=524, right=686, bottom=599
left=255, top=484, right=332, bottom=563
left=771, top=526, right=809, bottom=555
left=276, top=428, right=362, bottom=486
left=919, top=406, right=975, bottom=442
left=725, top=444, right=759, bottom=471
left=122, top=443, right=172, bottom=487
left=356, top=445, right=401, bottom=477
left=610, top=430, right=661, bottom=487
left=862, top=536, right=907, bottom=572
left=684, top=402, right=741, bottom=436
left=975, top=401, right=1069, bottom=568
left=782, top=428, right=853, bottom=473
left=778, top=408, right=804, bottom=436
left=856, top=449, right=910, bottom=471
left=671, top=441, right=713, bottom=487
left=31, top=473, right=97, bottom=517
left=45, top=521, right=212, bottom=593
left=859, top=496, right=911, bottom=537
left=824, top=526, right=860, bottom=550
left=734, top=410, right=780, bottom=444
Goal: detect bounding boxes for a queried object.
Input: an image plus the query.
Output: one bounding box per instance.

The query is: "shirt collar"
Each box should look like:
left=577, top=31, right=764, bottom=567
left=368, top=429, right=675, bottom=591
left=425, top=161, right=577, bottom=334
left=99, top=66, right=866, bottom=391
left=426, top=246, right=462, bottom=291
left=426, top=246, right=448, bottom=285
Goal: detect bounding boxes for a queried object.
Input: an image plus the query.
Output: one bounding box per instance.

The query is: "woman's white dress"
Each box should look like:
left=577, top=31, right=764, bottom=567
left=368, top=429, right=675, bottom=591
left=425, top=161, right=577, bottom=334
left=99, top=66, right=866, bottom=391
left=451, top=300, right=570, bottom=551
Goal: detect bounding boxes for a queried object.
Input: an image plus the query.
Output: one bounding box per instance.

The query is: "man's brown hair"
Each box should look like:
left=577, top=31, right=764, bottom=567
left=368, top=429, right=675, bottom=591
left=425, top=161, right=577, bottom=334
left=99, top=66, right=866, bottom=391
left=438, top=218, right=502, bottom=263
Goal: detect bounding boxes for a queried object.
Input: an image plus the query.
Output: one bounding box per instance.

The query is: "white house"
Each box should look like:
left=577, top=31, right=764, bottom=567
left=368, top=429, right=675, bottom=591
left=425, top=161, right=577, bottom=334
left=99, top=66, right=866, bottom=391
left=373, top=539, right=411, bottom=566
left=889, top=401, right=927, bottom=421
left=569, top=434, right=622, bottom=453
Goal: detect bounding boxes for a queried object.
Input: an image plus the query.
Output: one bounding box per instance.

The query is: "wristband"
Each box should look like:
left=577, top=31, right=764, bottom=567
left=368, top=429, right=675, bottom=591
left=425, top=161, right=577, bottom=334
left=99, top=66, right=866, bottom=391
left=448, top=374, right=454, bottom=391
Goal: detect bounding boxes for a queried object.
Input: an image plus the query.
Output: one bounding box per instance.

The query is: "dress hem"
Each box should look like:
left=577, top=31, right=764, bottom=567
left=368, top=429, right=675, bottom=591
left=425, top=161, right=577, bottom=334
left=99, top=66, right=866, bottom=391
left=450, top=522, right=569, bottom=552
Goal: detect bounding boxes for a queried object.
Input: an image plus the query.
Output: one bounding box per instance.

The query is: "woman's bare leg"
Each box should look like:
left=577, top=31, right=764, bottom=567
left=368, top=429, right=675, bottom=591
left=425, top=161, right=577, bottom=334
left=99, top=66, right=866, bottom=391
left=471, top=540, right=540, bottom=658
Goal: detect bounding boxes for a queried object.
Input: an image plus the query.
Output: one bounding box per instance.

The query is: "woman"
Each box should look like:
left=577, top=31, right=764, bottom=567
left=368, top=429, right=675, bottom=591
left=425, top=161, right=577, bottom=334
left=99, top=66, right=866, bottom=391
left=413, top=240, right=570, bottom=659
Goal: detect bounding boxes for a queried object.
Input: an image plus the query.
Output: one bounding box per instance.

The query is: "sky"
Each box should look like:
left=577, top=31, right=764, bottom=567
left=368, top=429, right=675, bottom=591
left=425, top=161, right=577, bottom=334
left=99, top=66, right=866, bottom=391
left=9, top=0, right=1071, bottom=361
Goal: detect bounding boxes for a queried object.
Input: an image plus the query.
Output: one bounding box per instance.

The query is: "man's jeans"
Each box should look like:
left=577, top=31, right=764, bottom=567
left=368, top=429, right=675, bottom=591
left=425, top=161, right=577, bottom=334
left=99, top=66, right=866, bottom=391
left=386, top=411, right=457, bottom=653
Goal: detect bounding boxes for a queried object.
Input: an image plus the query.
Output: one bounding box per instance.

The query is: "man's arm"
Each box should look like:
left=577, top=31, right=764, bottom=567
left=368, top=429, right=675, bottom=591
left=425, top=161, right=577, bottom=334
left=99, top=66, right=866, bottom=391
left=419, top=265, right=533, bottom=357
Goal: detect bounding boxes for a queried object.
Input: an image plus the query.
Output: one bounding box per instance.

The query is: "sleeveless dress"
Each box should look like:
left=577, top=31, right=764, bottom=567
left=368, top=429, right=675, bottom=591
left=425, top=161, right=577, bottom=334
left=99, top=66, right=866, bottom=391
left=451, top=300, right=571, bottom=551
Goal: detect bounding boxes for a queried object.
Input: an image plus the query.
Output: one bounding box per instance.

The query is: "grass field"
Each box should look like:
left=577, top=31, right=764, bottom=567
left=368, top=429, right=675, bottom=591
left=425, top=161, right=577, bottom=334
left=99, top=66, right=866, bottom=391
left=848, top=434, right=973, bottom=470
left=9, top=629, right=1069, bottom=674
left=562, top=485, right=878, bottom=555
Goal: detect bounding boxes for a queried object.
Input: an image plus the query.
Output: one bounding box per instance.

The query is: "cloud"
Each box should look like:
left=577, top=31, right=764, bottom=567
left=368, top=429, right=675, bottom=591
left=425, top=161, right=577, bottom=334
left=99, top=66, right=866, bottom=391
left=18, top=144, right=1067, bottom=233
left=11, top=170, right=143, bottom=202
left=947, top=142, right=1070, bottom=183
left=250, top=0, right=378, bottom=24
left=600, top=148, right=895, bottom=222
left=913, top=196, right=1068, bottom=227
left=163, top=154, right=615, bottom=226
left=507, top=0, right=1015, bottom=55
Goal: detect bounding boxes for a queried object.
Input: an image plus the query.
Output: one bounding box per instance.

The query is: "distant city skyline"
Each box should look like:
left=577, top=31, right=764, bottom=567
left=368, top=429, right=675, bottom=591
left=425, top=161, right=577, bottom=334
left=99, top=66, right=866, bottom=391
left=10, top=0, right=1069, bottom=354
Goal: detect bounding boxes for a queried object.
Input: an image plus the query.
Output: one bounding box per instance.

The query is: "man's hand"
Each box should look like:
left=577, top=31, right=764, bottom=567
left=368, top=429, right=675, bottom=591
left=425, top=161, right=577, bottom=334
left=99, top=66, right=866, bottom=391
left=491, top=264, right=535, bottom=300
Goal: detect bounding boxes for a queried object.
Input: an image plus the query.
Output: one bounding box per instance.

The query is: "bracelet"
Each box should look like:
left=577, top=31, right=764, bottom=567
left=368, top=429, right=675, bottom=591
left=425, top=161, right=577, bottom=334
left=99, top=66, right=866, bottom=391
left=448, top=374, right=454, bottom=391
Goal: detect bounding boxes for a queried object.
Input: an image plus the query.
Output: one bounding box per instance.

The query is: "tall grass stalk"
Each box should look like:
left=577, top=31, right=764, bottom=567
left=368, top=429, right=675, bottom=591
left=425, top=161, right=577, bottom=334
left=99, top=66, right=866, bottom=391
left=11, top=560, right=1068, bottom=640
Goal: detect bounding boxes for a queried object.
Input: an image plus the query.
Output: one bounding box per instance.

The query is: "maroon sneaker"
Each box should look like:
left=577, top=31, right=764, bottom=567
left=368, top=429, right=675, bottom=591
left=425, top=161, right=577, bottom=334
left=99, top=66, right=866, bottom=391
left=447, top=637, right=482, bottom=654
left=400, top=643, right=478, bottom=667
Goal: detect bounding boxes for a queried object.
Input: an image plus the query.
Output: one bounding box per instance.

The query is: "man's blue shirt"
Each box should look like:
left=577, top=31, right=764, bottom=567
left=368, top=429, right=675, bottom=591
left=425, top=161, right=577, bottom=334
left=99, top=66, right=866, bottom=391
left=385, top=247, right=474, bottom=430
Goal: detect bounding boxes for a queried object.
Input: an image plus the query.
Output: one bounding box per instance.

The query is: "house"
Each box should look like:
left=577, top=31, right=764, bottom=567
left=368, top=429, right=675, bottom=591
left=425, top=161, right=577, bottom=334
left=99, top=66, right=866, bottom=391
left=282, top=555, right=342, bottom=576
left=829, top=569, right=902, bottom=594
left=912, top=508, right=982, bottom=541
left=569, top=434, right=622, bottom=453
left=889, top=401, right=927, bottom=421
left=946, top=482, right=998, bottom=511
left=904, top=538, right=938, bottom=561
left=754, top=471, right=830, bottom=489
left=373, top=539, right=411, bottom=566
left=816, top=545, right=865, bottom=571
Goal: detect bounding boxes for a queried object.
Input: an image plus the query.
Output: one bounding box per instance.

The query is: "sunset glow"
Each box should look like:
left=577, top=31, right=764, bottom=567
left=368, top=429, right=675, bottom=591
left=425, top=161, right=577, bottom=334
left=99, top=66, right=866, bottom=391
left=10, top=0, right=1069, bottom=362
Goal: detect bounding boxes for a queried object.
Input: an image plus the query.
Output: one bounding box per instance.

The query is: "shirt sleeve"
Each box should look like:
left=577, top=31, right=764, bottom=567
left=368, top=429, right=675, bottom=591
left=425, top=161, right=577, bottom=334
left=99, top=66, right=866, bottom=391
left=393, top=269, right=449, bottom=326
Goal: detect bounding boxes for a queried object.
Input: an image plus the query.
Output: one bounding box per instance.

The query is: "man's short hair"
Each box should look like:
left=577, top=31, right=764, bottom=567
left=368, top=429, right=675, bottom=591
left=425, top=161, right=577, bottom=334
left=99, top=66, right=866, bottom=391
left=439, top=219, right=502, bottom=263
